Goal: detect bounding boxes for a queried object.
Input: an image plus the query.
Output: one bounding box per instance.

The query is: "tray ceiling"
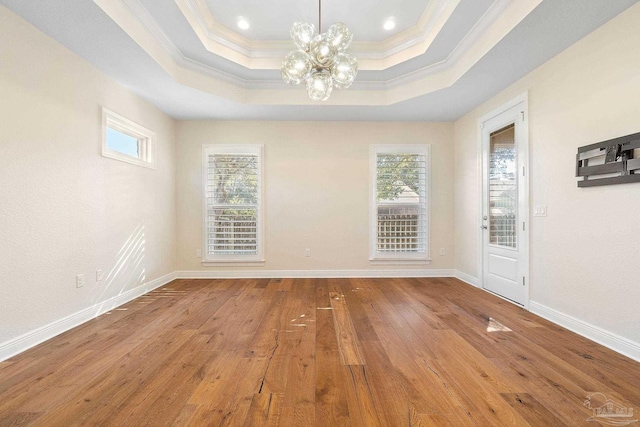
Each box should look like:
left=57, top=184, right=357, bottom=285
left=0, top=0, right=637, bottom=120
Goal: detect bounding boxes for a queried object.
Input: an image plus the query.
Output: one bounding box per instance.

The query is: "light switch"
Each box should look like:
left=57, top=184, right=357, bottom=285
left=533, top=205, right=547, bottom=217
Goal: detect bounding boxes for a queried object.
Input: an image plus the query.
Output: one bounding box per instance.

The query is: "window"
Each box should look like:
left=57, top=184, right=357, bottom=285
left=202, top=145, right=264, bottom=264
left=370, top=145, right=430, bottom=262
left=102, top=107, right=154, bottom=168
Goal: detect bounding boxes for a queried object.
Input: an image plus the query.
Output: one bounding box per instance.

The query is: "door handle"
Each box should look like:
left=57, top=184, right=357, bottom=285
left=481, top=225, right=488, bottom=229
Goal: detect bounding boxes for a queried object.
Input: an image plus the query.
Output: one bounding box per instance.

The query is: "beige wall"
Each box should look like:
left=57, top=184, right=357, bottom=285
left=454, top=3, right=640, bottom=342
left=176, top=121, right=455, bottom=273
left=0, top=7, right=176, bottom=346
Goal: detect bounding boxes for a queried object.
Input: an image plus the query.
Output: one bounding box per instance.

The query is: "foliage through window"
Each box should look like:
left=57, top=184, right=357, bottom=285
left=371, top=145, right=429, bottom=261
left=203, top=145, right=263, bottom=262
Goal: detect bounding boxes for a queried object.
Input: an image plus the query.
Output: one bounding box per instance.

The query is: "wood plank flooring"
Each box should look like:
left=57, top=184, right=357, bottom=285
left=1, top=277, right=638, bottom=426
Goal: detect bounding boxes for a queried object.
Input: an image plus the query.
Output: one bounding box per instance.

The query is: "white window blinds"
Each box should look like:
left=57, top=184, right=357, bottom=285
left=371, top=145, right=430, bottom=260
left=203, top=145, right=263, bottom=261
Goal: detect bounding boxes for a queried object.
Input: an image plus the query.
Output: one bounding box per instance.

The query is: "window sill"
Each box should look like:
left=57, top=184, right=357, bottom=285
left=102, top=149, right=155, bottom=169
left=369, top=258, right=431, bottom=266
left=202, top=260, right=265, bottom=267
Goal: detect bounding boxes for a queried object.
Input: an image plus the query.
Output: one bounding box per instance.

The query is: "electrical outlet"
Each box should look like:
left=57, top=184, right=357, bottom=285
left=439, top=248, right=446, bottom=256
left=196, top=249, right=202, bottom=258
left=96, top=270, right=104, bottom=282
left=304, top=248, right=311, bottom=257
left=76, top=274, right=85, bottom=288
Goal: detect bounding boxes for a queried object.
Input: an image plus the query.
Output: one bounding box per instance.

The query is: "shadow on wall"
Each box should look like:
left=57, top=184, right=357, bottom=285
left=93, top=224, right=146, bottom=307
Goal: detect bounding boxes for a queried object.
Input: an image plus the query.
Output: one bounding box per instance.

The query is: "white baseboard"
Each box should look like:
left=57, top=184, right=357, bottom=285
left=529, top=301, right=640, bottom=363
left=175, top=269, right=456, bottom=279
left=454, top=270, right=479, bottom=287
left=0, top=272, right=176, bottom=363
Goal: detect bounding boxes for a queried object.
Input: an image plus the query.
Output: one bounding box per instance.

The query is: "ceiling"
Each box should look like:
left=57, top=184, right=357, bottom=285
left=1, top=0, right=637, bottom=121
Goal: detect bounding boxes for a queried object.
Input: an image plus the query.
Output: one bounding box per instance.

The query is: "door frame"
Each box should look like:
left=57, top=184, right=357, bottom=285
left=476, top=92, right=530, bottom=309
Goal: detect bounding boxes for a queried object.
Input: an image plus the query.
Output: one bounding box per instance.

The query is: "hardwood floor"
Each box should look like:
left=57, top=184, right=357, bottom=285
left=1, top=278, right=638, bottom=426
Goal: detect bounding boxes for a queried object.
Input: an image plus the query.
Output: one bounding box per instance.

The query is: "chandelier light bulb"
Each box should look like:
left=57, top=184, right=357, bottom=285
left=309, top=34, right=337, bottom=67
left=326, top=23, right=353, bottom=52
left=331, top=53, right=358, bottom=89
left=307, top=69, right=333, bottom=101
left=281, top=50, right=313, bottom=85
left=290, top=22, right=317, bottom=50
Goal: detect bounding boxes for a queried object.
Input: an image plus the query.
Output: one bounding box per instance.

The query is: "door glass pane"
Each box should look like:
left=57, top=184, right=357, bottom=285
left=489, top=124, right=517, bottom=248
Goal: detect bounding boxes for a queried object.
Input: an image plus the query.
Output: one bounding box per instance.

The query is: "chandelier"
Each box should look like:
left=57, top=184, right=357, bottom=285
left=281, top=0, right=358, bottom=101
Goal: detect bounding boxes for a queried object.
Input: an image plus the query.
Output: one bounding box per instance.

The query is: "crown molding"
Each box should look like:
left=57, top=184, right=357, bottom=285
left=175, top=0, right=467, bottom=70
left=357, top=0, right=460, bottom=70
left=94, top=0, right=542, bottom=105
left=384, top=0, right=513, bottom=89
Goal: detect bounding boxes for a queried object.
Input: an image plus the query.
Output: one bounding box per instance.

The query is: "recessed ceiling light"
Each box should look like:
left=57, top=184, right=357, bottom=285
left=383, top=18, right=396, bottom=31
left=237, top=18, right=250, bottom=30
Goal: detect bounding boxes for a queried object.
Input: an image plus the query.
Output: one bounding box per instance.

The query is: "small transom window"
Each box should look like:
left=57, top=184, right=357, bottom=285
left=102, top=107, right=155, bottom=168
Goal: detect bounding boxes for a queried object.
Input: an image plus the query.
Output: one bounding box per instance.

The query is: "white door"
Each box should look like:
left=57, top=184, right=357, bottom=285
left=480, top=97, right=529, bottom=307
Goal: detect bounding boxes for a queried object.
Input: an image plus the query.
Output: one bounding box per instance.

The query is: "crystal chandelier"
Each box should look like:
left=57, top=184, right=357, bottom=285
left=281, top=0, right=358, bottom=101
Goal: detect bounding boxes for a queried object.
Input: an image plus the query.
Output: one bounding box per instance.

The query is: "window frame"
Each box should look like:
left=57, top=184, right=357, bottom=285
left=369, top=144, right=431, bottom=263
left=201, top=144, right=265, bottom=265
left=102, top=107, right=155, bottom=169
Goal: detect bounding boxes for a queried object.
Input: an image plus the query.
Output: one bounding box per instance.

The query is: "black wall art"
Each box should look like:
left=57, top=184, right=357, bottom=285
left=576, top=132, right=640, bottom=187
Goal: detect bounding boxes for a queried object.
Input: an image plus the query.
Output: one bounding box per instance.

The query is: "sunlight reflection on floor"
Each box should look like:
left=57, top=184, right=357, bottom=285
left=487, top=317, right=512, bottom=332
